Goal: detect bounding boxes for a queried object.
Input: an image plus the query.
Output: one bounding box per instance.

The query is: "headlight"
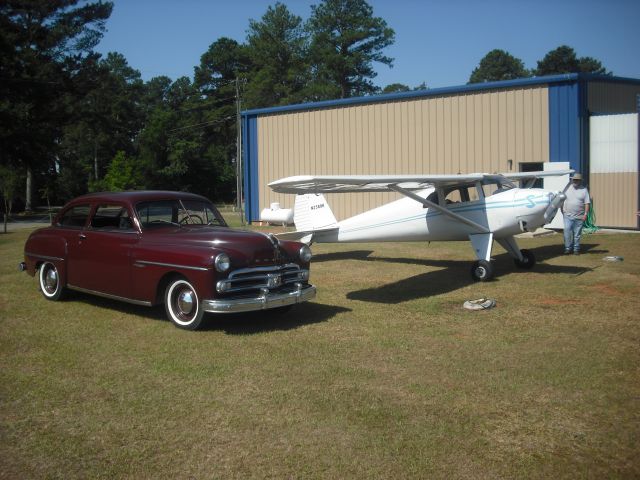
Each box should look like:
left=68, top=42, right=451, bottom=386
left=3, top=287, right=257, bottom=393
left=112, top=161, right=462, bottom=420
left=299, top=245, right=312, bottom=263
left=214, top=253, right=230, bottom=272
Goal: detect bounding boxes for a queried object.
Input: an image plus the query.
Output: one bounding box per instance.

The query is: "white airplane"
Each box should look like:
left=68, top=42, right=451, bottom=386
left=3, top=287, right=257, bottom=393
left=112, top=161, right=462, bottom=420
left=269, top=170, right=572, bottom=281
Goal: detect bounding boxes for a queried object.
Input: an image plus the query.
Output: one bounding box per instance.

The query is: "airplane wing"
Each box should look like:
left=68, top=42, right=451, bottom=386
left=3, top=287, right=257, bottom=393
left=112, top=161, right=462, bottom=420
left=500, top=170, right=574, bottom=182
left=268, top=170, right=573, bottom=194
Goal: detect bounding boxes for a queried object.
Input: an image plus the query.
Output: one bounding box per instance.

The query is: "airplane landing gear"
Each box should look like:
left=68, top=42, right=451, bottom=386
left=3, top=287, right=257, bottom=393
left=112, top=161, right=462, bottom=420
left=471, top=260, right=494, bottom=282
left=514, top=248, right=536, bottom=269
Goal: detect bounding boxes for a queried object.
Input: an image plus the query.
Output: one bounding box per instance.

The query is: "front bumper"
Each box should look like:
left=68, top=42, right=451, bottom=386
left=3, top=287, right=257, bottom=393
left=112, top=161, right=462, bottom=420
left=202, top=283, right=316, bottom=314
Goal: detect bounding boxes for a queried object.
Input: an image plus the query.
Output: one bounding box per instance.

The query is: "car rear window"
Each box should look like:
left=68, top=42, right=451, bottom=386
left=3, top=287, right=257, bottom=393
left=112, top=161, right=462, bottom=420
left=58, top=205, right=91, bottom=228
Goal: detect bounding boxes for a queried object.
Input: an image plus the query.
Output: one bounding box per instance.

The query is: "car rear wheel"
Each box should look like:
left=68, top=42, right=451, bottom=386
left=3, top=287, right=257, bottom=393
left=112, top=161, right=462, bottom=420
left=164, top=278, right=204, bottom=330
left=39, top=262, right=65, bottom=300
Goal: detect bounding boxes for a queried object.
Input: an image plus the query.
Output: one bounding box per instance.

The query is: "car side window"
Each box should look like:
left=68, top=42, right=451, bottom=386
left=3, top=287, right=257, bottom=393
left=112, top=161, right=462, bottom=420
left=58, top=205, right=91, bottom=228
left=91, top=204, right=134, bottom=231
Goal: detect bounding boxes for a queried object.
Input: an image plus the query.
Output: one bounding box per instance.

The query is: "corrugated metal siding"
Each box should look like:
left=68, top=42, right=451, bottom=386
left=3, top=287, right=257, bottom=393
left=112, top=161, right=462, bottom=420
left=257, top=86, right=549, bottom=221
left=548, top=82, right=581, bottom=171
left=588, top=82, right=640, bottom=114
left=590, top=173, right=638, bottom=228
left=589, top=113, right=639, bottom=229
left=590, top=114, right=638, bottom=173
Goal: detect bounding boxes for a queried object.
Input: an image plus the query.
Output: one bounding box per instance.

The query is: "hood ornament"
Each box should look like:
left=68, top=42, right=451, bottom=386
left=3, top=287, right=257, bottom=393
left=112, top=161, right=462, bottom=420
left=268, top=233, right=280, bottom=248
left=266, top=233, right=282, bottom=261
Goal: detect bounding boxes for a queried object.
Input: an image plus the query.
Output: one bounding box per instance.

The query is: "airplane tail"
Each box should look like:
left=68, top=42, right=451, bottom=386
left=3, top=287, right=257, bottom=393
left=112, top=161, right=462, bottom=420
left=276, top=194, right=339, bottom=244
left=293, top=193, right=338, bottom=231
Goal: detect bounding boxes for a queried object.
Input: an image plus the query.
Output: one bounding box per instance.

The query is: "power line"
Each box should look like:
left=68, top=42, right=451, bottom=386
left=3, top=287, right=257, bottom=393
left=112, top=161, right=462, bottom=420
left=167, top=115, right=235, bottom=133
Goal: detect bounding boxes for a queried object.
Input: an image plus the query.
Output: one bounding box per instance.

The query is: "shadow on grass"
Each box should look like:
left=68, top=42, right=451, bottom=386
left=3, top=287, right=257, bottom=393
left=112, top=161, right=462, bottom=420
left=202, top=302, right=350, bottom=334
left=326, top=244, right=596, bottom=304
left=65, top=290, right=348, bottom=334
left=313, top=250, right=375, bottom=262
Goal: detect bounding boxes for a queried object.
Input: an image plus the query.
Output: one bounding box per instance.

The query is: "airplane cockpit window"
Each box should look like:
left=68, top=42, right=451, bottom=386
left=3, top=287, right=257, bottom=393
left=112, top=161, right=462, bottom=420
left=444, top=185, right=479, bottom=204
left=483, top=179, right=516, bottom=197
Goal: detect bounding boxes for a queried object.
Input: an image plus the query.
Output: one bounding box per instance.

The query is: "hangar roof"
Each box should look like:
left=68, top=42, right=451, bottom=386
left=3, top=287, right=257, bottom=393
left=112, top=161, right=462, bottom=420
left=242, top=73, right=640, bottom=117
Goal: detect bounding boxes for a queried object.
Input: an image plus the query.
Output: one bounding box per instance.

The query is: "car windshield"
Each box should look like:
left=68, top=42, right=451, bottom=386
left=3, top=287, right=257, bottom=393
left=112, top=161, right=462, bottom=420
left=135, top=199, right=227, bottom=229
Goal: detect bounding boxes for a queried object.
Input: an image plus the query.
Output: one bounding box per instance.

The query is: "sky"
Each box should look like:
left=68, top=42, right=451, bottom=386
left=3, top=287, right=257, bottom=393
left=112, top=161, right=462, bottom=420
left=95, top=0, right=640, bottom=91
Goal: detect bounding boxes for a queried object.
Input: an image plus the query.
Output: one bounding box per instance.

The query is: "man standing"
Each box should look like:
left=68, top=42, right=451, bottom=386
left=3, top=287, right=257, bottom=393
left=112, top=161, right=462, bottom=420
left=561, top=173, right=591, bottom=255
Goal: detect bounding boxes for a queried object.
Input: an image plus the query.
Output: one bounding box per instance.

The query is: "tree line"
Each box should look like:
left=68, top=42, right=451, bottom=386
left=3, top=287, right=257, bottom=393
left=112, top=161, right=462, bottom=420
left=0, top=0, right=610, bottom=219
left=467, top=46, right=609, bottom=84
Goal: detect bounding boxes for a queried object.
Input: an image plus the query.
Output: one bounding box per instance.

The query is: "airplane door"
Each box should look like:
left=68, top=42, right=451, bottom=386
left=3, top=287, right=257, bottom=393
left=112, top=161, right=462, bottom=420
left=543, top=162, right=571, bottom=228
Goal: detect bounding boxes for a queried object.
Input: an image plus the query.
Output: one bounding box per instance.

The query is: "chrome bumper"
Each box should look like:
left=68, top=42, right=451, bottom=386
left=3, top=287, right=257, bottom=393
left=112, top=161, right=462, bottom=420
left=202, top=283, right=316, bottom=314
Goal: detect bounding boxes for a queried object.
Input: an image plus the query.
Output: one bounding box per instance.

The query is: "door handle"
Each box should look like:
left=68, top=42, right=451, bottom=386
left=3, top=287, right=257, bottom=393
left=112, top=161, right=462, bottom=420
left=79, top=233, right=87, bottom=240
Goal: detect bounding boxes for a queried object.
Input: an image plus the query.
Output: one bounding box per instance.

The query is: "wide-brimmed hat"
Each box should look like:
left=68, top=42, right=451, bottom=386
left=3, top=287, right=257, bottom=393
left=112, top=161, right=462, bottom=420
left=572, top=173, right=583, bottom=180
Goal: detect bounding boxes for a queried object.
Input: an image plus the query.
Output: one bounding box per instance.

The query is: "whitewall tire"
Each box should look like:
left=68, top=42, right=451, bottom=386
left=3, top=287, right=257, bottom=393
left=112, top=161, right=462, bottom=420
left=164, top=278, right=205, bottom=330
left=38, top=262, right=65, bottom=301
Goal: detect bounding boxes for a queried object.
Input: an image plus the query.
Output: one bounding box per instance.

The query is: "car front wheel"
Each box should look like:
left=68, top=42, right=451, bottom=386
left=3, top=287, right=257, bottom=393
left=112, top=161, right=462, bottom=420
left=164, top=278, right=205, bottom=330
left=39, top=262, right=65, bottom=300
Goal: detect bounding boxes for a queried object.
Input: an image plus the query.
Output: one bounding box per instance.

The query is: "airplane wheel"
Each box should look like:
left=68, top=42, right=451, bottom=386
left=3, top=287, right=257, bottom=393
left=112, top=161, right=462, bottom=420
left=514, top=249, right=536, bottom=269
left=471, top=260, right=494, bottom=282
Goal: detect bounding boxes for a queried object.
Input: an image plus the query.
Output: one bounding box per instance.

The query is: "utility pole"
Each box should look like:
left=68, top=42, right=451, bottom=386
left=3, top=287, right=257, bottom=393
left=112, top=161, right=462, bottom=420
left=235, top=77, right=244, bottom=225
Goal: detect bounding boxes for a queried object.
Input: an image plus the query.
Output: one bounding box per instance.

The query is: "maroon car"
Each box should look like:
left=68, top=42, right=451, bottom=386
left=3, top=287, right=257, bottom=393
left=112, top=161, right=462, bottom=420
left=19, top=191, right=316, bottom=330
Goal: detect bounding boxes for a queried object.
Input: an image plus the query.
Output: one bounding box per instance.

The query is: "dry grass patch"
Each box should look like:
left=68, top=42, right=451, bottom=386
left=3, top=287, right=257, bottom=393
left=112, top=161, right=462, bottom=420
left=1, top=226, right=639, bottom=478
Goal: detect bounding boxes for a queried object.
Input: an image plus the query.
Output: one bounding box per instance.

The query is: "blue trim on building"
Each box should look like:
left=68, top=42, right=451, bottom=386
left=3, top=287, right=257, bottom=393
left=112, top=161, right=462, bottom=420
left=242, top=74, right=640, bottom=117
left=546, top=77, right=592, bottom=181
left=548, top=81, right=581, bottom=172
left=242, top=115, right=259, bottom=222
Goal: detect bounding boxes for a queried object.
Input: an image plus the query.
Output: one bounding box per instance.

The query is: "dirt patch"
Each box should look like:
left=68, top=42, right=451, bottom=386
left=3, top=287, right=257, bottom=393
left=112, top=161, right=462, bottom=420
left=587, top=284, right=623, bottom=296
left=539, top=298, right=582, bottom=305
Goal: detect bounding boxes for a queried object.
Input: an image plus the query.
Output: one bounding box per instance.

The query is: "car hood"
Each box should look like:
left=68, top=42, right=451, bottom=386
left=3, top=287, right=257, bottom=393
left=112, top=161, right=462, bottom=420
left=141, top=227, right=291, bottom=267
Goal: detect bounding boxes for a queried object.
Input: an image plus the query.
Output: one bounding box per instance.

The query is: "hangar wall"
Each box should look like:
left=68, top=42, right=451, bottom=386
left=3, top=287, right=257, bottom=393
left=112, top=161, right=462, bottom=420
left=242, top=74, right=640, bottom=228
left=588, top=82, right=640, bottom=114
left=589, top=113, right=639, bottom=228
left=256, top=86, right=549, bottom=221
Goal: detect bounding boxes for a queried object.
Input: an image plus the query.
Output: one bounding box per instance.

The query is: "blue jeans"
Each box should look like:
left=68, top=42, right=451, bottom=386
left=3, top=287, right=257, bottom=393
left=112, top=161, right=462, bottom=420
left=563, top=216, right=584, bottom=252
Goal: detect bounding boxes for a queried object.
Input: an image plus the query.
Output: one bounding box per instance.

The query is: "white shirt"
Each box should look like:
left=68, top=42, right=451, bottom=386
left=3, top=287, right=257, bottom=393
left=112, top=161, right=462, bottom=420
left=563, top=183, right=590, bottom=219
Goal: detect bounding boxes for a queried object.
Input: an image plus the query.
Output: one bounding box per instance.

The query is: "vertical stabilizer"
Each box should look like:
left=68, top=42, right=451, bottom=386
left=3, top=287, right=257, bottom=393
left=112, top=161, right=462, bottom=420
left=293, top=194, right=338, bottom=231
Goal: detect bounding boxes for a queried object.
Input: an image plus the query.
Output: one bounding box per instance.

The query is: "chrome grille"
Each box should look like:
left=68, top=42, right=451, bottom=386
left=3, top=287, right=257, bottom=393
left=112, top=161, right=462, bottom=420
left=216, top=263, right=309, bottom=294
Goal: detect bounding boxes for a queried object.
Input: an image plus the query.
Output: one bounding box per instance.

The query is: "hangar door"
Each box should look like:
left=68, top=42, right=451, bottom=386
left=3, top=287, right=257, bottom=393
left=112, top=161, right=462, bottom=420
left=589, top=114, right=639, bottom=229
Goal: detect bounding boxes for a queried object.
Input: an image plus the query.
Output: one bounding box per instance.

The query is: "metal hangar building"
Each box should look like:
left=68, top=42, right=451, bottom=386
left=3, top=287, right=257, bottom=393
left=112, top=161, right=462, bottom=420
left=241, top=73, right=640, bottom=229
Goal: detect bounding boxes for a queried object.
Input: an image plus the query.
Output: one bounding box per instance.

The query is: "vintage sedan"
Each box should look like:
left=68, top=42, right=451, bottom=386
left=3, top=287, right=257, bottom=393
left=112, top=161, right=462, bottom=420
left=19, top=191, right=316, bottom=330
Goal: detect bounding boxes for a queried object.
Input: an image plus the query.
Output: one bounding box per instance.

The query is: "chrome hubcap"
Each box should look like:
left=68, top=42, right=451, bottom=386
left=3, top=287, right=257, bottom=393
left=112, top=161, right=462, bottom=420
left=45, top=268, right=58, bottom=293
left=177, top=289, right=194, bottom=315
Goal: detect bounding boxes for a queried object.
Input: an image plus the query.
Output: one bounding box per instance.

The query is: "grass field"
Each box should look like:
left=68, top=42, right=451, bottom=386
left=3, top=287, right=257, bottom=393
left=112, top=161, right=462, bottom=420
left=1, top=223, right=639, bottom=479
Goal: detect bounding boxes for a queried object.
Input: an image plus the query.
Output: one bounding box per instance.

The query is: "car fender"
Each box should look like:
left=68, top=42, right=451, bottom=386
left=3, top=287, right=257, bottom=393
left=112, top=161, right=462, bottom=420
left=24, top=230, right=68, bottom=283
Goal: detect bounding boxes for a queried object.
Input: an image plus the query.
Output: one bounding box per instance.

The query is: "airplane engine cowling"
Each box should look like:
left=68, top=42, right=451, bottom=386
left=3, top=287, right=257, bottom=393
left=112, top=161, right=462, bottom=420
left=544, top=192, right=566, bottom=224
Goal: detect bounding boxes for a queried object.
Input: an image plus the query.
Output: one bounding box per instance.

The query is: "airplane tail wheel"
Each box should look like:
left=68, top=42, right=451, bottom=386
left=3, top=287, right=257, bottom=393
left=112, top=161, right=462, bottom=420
left=514, top=249, right=536, bottom=269
left=471, top=260, right=494, bottom=282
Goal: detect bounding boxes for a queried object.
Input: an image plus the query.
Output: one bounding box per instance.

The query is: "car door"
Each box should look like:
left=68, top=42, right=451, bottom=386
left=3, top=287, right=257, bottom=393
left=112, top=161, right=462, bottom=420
left=56, top=203, right=93, bottom=288
left=70, top=203, right=140, bottom=299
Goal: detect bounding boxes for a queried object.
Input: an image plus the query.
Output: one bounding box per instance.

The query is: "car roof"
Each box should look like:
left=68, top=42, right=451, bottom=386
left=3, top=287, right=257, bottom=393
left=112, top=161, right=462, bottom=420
left=69, top=190, right=211, bottom=205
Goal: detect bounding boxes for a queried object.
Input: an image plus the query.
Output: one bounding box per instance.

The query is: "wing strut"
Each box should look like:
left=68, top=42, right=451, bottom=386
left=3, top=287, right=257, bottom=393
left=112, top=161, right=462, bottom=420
left=388, top=184, right=490, bottom=234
